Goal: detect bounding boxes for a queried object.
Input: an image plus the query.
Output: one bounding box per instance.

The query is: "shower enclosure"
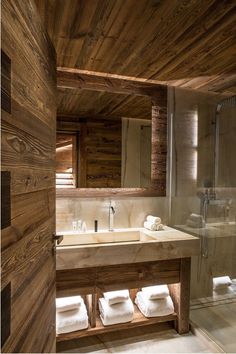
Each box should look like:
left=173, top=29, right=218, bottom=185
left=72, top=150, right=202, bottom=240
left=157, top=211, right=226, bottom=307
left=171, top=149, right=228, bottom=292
left=168, top=87, right=236, bottom=300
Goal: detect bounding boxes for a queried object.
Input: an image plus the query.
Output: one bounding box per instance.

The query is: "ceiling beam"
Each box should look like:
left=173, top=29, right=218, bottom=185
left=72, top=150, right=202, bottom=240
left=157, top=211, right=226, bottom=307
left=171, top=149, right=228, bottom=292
left=57, top=67, right=167, bottom=98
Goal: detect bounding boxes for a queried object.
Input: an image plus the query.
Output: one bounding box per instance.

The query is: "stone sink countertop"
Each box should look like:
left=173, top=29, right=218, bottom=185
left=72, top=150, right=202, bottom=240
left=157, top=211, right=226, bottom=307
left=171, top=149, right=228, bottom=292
left=56, top=226, right=200, bottom=270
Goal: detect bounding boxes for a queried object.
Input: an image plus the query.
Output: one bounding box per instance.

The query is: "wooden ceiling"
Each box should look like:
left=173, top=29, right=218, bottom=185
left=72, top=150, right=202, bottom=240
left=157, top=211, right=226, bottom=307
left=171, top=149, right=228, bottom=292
left=57, top=87, right=152, bottom=119
left=35, top=0, right=236, bottom=117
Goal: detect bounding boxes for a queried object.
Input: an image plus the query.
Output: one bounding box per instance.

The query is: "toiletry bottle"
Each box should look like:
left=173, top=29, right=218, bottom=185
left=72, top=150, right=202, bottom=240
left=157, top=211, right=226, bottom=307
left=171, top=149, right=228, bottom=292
left=77, top=219, right=82, bottom=232
left=82, top=221, right=87, bottom=233
left=72, top=221, right=77, bottom=231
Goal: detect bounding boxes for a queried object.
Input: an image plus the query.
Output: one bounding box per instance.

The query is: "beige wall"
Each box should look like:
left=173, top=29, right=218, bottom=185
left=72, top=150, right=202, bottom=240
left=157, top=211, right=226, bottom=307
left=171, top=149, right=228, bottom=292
left=56, top=197, right=168, bottom=232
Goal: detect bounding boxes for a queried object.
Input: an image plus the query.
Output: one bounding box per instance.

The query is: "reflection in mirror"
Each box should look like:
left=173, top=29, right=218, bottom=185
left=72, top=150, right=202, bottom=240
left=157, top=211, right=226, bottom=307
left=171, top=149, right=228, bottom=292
left=55, top=117, right=152, bottom=189
left=122, top=118, right=151, bottom=188
left=56, top=133, right=77, bottom=188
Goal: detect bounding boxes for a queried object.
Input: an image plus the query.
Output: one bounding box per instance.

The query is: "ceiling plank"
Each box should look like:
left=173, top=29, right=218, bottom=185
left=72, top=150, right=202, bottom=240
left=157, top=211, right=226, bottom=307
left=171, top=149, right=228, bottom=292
left=57, top=67, right=166, bottom=98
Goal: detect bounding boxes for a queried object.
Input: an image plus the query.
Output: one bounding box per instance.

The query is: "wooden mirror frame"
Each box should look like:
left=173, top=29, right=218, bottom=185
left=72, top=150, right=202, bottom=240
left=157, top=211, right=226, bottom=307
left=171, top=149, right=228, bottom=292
left=56, top=74, right=167, bottom=198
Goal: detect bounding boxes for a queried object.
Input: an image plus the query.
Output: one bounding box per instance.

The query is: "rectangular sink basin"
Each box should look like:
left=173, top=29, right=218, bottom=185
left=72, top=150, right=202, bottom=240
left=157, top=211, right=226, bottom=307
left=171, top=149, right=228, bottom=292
left=57, top=230, right=156, bottom=247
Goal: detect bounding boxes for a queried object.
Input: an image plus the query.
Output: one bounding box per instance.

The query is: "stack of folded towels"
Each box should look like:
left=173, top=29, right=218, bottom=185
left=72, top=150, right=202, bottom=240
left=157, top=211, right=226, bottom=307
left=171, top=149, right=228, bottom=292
left=99, top=290, right=134, bottom=326
left=144, top=215, right=164, bottom=231
left=213, top=276, right=233, bottom=296
left=186, top=213, right=204, bottom=228
left=56, top=296, right=88, bottom=334
left=135, top=285, right=174, bottom=317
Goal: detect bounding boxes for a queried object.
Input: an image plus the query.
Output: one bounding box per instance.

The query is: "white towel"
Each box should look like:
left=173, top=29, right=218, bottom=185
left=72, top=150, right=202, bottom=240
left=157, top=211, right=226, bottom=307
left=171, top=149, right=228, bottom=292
left=99, top=297, right=134, bottom=326
left=142, top=285, right=169, bottom=300
left=146, top=215, right=161, bottom=224
left=189, top=213, right=203, bottom=222
left=56, top=296, right=82, bottom=313
left=213, top=276, right=232, bottom=290
left=144, top=221, right=164, bottom=231
left=56, top=300, right=88, bottom=334
left=135, top=291, right=174, bottom=318
left=186, top=219, right=204, bottom=228
left=103, top=290, right=130, bottom=305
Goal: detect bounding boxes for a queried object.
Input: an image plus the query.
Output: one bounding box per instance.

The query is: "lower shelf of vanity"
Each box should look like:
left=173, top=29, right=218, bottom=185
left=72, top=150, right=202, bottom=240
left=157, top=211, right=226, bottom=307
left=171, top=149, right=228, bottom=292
left=56, top=305, right=177, bottom=342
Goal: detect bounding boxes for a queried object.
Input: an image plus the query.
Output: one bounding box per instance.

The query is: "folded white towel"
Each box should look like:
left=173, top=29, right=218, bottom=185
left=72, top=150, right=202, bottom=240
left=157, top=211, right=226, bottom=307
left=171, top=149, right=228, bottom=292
left=99, top=297, right=134, bottom=326
left=144, top=221, right=164, bottom=231
left=56, top=296, right=82, bottom=313
left=186, top=219, right=204, bottom=228
left=146, top=215, right=161, bottom=224
left=213, top=276, right=232, bottom=290
left=142, top=285, right=169, bottom=300
left=213, top=286, right=235, bottom=298
left=103, top=290, right=130, bottom=305
left=135, top=292, right=174, bottom=318
left=56, top=300, right=88, bottom=334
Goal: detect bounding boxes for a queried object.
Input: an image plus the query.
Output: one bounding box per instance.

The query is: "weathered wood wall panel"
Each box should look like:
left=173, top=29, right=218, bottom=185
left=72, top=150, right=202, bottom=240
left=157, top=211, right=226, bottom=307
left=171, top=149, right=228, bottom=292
left=151, top=88, right=167, bottom=195
left=85, top=118, right=122, bottom=188
left=1, top=0, right=56, bottom=353
left=57, top=118, right=122, bottom=188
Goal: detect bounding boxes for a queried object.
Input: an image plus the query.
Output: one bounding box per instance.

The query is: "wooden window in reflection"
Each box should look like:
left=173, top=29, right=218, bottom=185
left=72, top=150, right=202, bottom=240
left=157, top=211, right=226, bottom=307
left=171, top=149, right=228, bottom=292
left=56, top=133, right=77, bottom=188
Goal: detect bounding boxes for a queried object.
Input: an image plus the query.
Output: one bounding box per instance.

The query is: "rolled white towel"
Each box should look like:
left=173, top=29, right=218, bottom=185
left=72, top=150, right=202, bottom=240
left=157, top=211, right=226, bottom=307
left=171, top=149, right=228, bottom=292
left=144, top=221, right=164, bottom=231
left=56, top=296, right=82, bottom=313
left=146, top=215, right=161, bottom=224
left=135, top=292, right=174, bottom=318
left=142, top=285, right=169, bottom=300
left=103, top=290, right=129, bottom=305
left=99, top=297, right=134, bottom=326
left=213, top=276, right=232, bottom=290
left=56, top=300, right=88, bottom=334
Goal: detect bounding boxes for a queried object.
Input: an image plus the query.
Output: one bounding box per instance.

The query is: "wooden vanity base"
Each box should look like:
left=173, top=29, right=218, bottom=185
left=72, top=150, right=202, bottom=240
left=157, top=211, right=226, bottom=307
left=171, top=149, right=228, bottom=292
left=56, top=257, right=191, bottom=341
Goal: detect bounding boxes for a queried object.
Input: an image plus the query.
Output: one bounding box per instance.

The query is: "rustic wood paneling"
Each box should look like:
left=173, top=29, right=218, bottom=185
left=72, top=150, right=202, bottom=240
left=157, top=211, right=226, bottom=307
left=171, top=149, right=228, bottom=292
left=85, top=118, right=122, bottom=188
left=151, top=88, right=168, bottom=195
left=1, top=1, right=56, bottom=353
left=1, top=50, right=11, bottom=113
left=57, top=67, right=165, bottom=97
left=1, top=171, right=11, bottom=230
left=56, top=259, right=180, bottom=296
left=57, top=87, right=152, bottom=120
left=36, top=0, right=236, bottom=96
left=57, top=118, right=122, bottom=188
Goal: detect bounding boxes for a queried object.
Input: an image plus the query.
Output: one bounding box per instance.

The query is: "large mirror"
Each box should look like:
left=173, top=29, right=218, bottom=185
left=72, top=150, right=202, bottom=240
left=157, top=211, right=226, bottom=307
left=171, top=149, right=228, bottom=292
left=56, top=117, right=151, bottom=189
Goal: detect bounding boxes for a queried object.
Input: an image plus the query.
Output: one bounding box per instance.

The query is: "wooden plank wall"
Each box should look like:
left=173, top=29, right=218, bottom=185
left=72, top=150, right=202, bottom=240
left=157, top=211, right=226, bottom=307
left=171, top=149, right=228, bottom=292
left=1, top=0, right=56, bottom=352
left=85, top=118, right=122, bottom=188
left=57, top=117, right=122, bottom=188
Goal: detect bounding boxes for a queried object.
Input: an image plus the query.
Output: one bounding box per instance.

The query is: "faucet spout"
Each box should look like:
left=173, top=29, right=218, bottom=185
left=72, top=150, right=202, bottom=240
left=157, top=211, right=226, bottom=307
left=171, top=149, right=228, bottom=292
left=108, top=201, right=115, bottom=231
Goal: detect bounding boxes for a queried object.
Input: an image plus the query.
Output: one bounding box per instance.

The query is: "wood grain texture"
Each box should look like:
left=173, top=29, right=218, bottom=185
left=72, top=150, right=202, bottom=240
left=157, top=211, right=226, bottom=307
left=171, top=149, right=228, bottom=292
left=151, top=88, right=167, bottom=195
left=57, top=87, right=152, bottom=120
left=169, top=258, right=191, bottom=334
left=57, top=67, right=165, bottom=97
left=1, top=0, right=56, bottom=352
left=56, top=259, right=180, bottom=296
left=36, top=0, right=236, bottom=96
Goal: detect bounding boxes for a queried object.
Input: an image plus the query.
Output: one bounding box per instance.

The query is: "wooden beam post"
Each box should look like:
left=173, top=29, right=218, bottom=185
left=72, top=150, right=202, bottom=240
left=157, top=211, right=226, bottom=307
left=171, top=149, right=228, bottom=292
left=168, top=258, right=191, bottom=334
left=151, top=87, right=167, bottom=194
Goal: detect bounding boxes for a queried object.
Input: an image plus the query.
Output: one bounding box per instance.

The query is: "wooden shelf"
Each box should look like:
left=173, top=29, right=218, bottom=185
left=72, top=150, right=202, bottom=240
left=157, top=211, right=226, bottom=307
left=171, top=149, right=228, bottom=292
left=56, top=305, right=177, bottom=342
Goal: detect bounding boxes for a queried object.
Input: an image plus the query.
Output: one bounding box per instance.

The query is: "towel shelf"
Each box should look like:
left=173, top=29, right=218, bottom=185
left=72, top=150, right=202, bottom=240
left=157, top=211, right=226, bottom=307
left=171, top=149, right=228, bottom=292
left=56, top=305, right=177, bottom=342
left=56, top=257, right=191, bottom=342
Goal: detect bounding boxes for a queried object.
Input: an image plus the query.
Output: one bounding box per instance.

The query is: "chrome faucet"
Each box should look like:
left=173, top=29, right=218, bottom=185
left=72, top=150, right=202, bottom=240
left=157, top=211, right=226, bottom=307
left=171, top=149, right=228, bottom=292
left=108, top=200, right=115, bottom=231
left=200, top=188, right=216, bottom=225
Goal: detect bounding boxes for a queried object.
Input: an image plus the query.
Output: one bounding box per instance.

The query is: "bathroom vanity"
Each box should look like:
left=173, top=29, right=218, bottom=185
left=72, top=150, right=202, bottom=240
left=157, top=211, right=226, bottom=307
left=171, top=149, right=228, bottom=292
left=56, top=227, right=199, bottom=341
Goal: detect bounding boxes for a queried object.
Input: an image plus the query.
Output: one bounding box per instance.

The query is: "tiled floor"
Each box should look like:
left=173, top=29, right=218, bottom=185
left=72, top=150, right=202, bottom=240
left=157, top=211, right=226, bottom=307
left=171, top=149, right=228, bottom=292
left=57, top=322, right=220, bottom=353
